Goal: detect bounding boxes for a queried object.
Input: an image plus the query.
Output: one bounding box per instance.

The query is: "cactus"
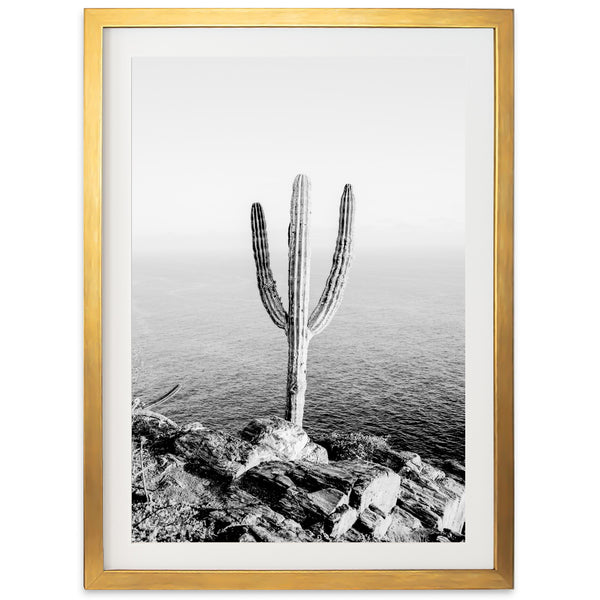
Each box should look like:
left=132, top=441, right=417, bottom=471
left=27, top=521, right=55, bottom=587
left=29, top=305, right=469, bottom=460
left=251, top=174, right=355, bottom=427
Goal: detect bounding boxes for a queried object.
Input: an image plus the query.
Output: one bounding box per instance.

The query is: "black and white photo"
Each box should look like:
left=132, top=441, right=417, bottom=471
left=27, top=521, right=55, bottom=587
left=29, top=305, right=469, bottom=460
left=131, top=54, right=467, bottom=544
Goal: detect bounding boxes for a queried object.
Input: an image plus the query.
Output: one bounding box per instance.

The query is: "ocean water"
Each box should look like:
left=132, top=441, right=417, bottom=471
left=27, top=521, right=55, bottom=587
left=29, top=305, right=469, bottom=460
left=132, top=250, right=465, bottom=464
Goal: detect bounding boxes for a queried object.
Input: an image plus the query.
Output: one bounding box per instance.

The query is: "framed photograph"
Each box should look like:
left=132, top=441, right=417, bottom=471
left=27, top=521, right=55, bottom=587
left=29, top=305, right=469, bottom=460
left=84, top=8, right=513, bottom=590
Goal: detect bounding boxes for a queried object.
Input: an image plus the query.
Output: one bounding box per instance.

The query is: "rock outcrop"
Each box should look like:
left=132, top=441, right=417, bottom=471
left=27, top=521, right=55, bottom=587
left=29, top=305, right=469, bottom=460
left=132, top=408, right=179, bottom=444
left=175, top=429, right=279, bottom=479
left=131, top=407, right=465, bottom=543
left=241, top=417, right=329, bottom=464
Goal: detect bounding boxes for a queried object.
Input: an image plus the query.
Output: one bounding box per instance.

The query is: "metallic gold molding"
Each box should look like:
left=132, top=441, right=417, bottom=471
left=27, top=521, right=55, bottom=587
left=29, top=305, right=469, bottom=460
left=83, top=7, right=514, bottom=590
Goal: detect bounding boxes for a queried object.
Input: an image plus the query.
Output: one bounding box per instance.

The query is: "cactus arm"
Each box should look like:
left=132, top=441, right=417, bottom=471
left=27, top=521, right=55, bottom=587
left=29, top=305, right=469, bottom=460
left=285, top=174, right=311, bottom=425
left=250, top=202, right=288, bottom=330
left=308, top=184, right=355, bottom=337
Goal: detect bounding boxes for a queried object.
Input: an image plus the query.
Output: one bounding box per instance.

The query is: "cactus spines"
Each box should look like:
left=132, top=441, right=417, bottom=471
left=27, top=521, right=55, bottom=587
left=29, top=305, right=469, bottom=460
left=250, top=174, right=355, bottom=427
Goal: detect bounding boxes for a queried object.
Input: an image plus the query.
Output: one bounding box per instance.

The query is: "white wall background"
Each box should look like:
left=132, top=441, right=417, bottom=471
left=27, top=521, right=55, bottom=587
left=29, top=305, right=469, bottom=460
left=1, top=0, right=598, bottom=596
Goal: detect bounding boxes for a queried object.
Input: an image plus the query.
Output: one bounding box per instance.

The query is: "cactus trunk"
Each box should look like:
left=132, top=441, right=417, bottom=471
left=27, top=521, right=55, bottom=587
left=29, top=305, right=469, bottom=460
left=285, top=175, right=311, bottom=425
left=250, top=174, right=355, bottom=428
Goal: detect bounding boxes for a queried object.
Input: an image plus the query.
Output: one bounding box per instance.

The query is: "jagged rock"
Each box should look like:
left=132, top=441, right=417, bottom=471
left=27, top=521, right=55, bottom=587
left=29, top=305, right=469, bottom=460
left=246, top=461, right=356, bottom=495
left=397, top=464, right=465, bottom=534
left=215, top=525, right=257, bottom=542
left=299, top=441, right=329, bottom=464
left=441, top=493, right=466, bottom=534
left=132, top=409, right=179, bottom=442
left=240, top=461, right=370, bottom=532
left=364, top=448, right=422, bottom=474
left=204, top=488, right=317, bottom=542
left=439, top=475, right=464, bottom=498
left=272, top=487, right=328, bottom=527
left=398, top=498, right=442, bottom=530
left=180, top=422, right=206, bottom=434
left=220, top=488, right=282, bottom=525
left=273, top=473, right=295, bottom=490
left=132, top=407, right=466, bottom=544
left=292, top=462, right=357, bottom=493
left=241, top=464, right=329, bottom=526
left=421, top=462, right=446, bottom=481
left=440, top=528, right=465, bottom=542
left=370, top=504, right=387, bottom=518
left=442, top=459, right=465, bottom=482
left=175, top=430, right=279, bottom=479
left=340, top=528, right=367, bottom=542
left=308, top=488, right=348, bottom=515
left=248, top=521, right=314, bottom=542
left=324, top=505, right=358, bottom=538
left=241, top=462, right=299, bottom=496
left=338, top=461, right=401, bottom=514
left=355, top=505, right=392, bottom=539
left=384, top=506, right=428, bottom=542
left=241, top=417, right=310, bottom=460
left=241, top=459, right=400, bottom=527
left=398, top=451, right=423, bottom=473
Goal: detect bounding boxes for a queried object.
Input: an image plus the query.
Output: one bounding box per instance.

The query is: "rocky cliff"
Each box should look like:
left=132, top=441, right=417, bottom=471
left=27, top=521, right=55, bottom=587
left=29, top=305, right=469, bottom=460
left=131, top=406, right=465, bottom=543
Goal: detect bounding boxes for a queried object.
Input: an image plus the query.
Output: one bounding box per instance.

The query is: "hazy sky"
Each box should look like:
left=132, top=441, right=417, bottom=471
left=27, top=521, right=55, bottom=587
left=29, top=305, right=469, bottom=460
left=132, top=56, right=465, bottom=257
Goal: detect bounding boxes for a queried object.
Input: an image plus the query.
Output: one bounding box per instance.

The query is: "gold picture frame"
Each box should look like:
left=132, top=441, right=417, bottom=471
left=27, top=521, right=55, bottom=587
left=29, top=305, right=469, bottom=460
left=84, top=8, right=513, bottom=590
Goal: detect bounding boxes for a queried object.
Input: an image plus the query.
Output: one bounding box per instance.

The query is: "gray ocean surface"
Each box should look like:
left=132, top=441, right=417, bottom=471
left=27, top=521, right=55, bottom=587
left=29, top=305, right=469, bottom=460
left=132, top=250, right=465, bottom=464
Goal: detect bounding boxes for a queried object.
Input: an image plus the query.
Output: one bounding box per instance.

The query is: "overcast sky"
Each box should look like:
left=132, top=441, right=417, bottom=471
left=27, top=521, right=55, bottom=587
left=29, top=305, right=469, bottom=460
left=132, top=56, right=465, bottom=257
